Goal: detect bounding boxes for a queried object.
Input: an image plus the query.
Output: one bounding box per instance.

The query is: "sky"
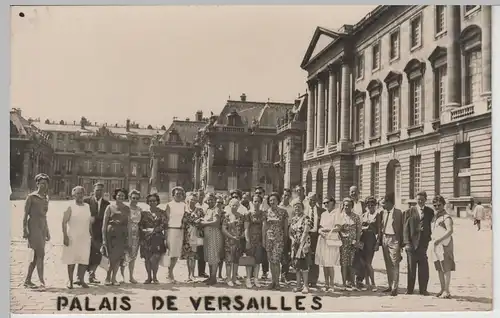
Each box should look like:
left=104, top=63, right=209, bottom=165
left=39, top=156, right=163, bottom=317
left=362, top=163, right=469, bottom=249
left=10, top=5, right=376, bottom=129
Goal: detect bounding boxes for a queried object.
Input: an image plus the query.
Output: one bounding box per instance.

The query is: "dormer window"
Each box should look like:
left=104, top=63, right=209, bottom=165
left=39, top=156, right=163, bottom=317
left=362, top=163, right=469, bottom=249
left=227, top=109, right=241, bottom=126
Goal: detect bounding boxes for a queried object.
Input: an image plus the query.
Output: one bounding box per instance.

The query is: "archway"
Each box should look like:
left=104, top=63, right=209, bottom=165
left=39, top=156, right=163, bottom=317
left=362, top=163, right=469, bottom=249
left=305, top=170, right=312, bottom=195
left=386, top=160, right=402, bottom=208
left=316, top=169, right=323, bottom=202
left=327, top=166, right=336, bottom=200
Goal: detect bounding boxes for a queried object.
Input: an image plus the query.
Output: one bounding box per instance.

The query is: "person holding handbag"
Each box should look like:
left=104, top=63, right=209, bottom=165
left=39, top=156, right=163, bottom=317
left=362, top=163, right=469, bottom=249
left=338, top=197, right=362, bottom=291
left=182, top=193, right=205, bottom=283
left=315, top=196, right=341, bottom=292
left=289, top=199, right=313, bottom=294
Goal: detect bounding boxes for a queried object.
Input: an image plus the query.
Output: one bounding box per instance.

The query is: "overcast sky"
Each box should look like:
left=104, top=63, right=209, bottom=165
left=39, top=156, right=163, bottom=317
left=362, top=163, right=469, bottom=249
left=11, top=5, right=376, bottom=128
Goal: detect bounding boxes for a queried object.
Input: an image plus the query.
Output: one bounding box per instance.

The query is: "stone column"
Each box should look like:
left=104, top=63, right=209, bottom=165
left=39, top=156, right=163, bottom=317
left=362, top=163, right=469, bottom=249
left=252, top=147, right=259, bottom=187
left=327, top=64, right=337, bottom=145
left=306, top=80, right=316, bottom=152
left=317, top=75, right=326, bottom=148
left=481, top=5, right=492, bottom=96
left=446, top=5, right=461, bottom=109
left=193, top=154, right=200, bottom=190
left=149, top=154, right=159, bottom=194
left=21, top=151, right=30, bottom=192
left=206, top=144, right=214, bottom=191
left=339, top=57, right=352, bottom=141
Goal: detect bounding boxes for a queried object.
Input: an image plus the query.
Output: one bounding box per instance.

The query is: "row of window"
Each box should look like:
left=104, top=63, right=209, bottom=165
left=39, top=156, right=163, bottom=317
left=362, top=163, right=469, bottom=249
left=354, top=49, right=482, bottom=142
left=214, top=142, right=275, bottom=162
left=354, top=142, right=471, bottom=201
left=356, top=5, right=480, bottom=79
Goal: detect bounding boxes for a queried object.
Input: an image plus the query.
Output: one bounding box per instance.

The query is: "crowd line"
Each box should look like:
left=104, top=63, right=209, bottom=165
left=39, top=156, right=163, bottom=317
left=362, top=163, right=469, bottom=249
left=22, top=172, right=471, bottom=299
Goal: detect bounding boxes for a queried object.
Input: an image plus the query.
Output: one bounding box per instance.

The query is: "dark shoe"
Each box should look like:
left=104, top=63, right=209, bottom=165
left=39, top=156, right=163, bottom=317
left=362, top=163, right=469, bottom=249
left=382, top=287, right=392, bottom=293
left=390, top=290, right=398, bottom=296
left=89, top=278, right=100, bottom=284
left=199, top=273, right=209, bottom=278
left=309, top=283, right=318, bottom=288
left=73, top=281, right=81, bottom=286
left=406, top=290, right=414, bottom=295
left=261, top=273, right=268, bottom=280
left=80, top=281, right=90, bottom=288
left=419, top=291, right=430, bottom=296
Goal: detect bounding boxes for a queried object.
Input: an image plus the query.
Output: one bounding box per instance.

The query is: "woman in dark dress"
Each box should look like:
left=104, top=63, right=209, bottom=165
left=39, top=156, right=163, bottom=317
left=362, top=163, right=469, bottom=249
left=139, top=193, right=168, bottom=284
left=289, top=199, right=313, bottom=294
left=216, top=196, right=226, bottom=279
left=101, top=188, right=130, bottom=286
left=360, top=196, right=381, bottom=291
left=22, top=173, right=51, bottom=290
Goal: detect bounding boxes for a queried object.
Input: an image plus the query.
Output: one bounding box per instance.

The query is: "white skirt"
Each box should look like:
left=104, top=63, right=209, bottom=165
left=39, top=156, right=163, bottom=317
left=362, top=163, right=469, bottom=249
left=167, top=228, right=183, bottom=258
left=315, top=236, right=340, bottom=267
left=62, top=235, right=91, bottom=265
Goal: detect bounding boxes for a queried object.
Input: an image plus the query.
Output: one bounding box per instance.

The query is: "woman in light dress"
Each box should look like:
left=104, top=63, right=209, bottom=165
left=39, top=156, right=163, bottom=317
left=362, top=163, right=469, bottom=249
left=164, top=186, right=187, bottom=283
left=200, top=193, right=224, bottom=285
left=431, top=195, right=455, bottom=299
left=119, top=189, right=142, bottom=284
left=315, top=196, right=341, bottom=292
left=101, top=188, right=130, bottom=286
left=61, top=186, right=92, bottom=289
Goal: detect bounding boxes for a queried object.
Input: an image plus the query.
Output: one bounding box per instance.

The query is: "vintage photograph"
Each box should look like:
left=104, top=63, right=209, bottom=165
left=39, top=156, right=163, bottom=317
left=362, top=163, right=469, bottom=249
left=9, top=4, right=492, bottom=313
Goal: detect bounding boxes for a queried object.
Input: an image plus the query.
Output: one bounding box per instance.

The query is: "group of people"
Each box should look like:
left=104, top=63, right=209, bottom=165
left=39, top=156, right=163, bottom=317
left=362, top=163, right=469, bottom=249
left=22, top=173, right=456, bottom=299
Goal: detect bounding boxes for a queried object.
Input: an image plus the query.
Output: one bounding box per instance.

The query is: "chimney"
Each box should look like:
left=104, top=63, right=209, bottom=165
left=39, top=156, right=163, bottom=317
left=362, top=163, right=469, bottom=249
left=240, top=93, right=247, bottom=102
left=126, top=119, right=131, bottom=132
left=195, top=110, right=203, bottom=121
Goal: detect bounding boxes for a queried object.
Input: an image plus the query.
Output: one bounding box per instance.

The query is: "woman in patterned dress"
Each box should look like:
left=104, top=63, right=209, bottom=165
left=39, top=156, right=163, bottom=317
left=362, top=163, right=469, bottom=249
left=139, top=193, right=168, bottom=284
left=216, top=196, right=226, bottom=279
left=182, top=193, right=205, bottom=282
left=22, top=173, right=51, bottom=290
left=200, top=193, right=223, bottom=285
left=337, top=197, right=362, bottom=291
left=431, top=195, right=455, bottom=299
left=119, top=189, right=142, bottom=284
left=263, top=192, right=289, bottom=290
left=360, top=196, right=381, bottom=291
left=245, top=194, right=266, bottom=288
left=221, top=198, right=248, bottom=286
left=101, top=188, right=130, bottom=286
left=289, top=199, right=313, bottom=294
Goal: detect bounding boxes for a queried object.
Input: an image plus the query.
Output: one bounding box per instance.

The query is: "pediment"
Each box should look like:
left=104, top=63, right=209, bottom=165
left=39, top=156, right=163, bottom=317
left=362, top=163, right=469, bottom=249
left=404, top=58, right=426, bottom=75
left=428, top=46, right=447, bottom=64
left=366, top=79, right=383, bottom=92
left=300, top=27, right=345, bottom=69
left=383, top=71, right=403, bottom=86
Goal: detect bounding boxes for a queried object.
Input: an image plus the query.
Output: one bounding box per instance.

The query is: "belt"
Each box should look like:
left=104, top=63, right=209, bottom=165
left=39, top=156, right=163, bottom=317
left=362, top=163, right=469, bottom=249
left=384, top=233, right=396, bottom=236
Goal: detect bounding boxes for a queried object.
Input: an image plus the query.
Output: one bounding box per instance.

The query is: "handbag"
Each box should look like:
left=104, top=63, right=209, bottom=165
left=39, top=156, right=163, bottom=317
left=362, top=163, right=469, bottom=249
left=159, top=250, right=171, bottom=267
left=239, top=253, right=256, bottom=266
left=99, top=255, right=110, bottom=271
left=325, top=227, right=342, bottom=247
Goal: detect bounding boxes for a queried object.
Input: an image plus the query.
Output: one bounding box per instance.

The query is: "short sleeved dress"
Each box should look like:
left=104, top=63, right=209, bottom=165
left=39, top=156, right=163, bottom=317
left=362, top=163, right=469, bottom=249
left=62, top=202, right=92, bottom=265
left=246, top=208, right=265, bottom=263
left=290, top=214, right=313, bottom=270
left=104, top=204, right=130, bottom=265
left=431, top=213, right=456, bottom=272
left=25, top=192, right=49, bottom=254
left=127, top=205, right=142, bottom=262
left=223, top=212, right=247, bottom=263
left=139, top=208, right=168, bottom=259
left=265, top=207, right=288, bottom=263
left=203, top=207, right=224, bottom=265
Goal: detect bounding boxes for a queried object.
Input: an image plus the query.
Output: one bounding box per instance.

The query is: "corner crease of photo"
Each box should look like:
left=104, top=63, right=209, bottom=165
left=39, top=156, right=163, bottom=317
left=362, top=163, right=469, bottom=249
left=7, top=3, right=497, bottom=318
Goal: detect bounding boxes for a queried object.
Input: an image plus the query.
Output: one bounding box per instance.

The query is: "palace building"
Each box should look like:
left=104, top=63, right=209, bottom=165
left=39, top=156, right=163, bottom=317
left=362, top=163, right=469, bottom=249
left=194, top=94, right=296, bottom=194
left=300, top=5, right=492, bottom=215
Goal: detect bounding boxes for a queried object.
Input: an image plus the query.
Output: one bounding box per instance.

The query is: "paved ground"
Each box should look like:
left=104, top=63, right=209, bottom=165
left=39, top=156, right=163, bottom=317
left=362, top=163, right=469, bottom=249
left=10, top=201, right=493, bottom=313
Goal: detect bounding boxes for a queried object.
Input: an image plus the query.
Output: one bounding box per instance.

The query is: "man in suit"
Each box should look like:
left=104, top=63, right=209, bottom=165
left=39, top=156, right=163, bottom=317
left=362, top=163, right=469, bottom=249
left=83, top=182, right=110, bottom=284
left=403, top=191, right=434, bottom=295
left=306, top=192, right=325, bottom=288
left=378, top=193, right=403, bottom=296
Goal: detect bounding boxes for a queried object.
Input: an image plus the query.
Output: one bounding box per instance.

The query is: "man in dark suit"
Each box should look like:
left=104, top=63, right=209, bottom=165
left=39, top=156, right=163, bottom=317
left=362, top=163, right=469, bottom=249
left=83, top=182, right=110, bottom=284
left=306, top=192, right=325, bottom=288
left=403, top=191, right=434, bottom=295
left=378, top=193, right=403, bottom=296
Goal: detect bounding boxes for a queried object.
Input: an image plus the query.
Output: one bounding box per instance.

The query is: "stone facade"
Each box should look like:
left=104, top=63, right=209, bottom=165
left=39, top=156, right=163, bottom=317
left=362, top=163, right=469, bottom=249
left=300, top=5, right=492, bottom=214
left=194, top=94, right=296, bottom=195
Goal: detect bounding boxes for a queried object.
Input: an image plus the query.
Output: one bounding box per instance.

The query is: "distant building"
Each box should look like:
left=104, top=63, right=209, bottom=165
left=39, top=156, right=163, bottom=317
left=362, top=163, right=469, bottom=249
left=10, top=108, right=53, bottom=198
left=300, top=5, right=492, bottom=215
left=194, top=94, right=295, bottom=194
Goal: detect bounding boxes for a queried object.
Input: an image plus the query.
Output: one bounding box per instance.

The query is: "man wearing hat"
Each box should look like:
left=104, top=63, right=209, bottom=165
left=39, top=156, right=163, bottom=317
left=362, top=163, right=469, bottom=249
left=378, top=193, right=404, bottom=296
left=306, top=192, right=325, bottom=287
